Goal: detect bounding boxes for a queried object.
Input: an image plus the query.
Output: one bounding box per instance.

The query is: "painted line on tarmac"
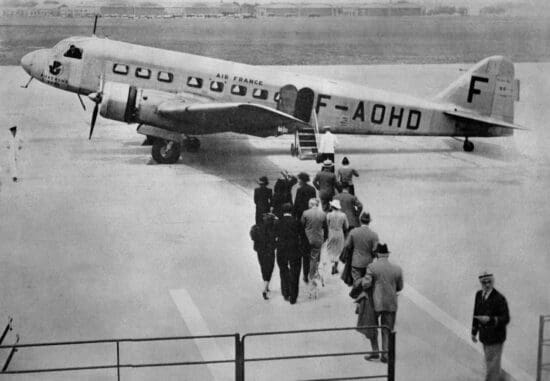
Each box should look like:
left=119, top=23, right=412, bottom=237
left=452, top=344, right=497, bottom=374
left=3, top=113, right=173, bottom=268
left=402, top=284, right=533, bottom=381
left=170, top=289, right=231, bottom=381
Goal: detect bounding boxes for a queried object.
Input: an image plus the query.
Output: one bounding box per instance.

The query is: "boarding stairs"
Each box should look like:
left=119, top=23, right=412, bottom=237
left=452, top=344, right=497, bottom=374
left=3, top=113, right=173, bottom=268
left=291, top=111, right=320, bottom=160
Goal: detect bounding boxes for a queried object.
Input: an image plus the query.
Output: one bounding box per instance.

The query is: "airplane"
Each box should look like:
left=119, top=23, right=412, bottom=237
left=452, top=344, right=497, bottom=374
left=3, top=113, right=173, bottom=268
left=20, top=31, right=523, bottom=164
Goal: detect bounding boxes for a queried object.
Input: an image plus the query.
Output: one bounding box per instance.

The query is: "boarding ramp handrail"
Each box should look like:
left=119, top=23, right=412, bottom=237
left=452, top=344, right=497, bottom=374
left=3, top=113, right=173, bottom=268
left=537, top=315, right=550, bottom=381
left=0, top=333, right=238, bottom=380
left=240, top=325, right=395, bottom=381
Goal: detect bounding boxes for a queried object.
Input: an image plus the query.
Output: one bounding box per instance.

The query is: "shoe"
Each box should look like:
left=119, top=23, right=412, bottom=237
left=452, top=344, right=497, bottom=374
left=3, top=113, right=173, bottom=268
left=380, top=356, right=388, bottom=363
left=303, top=276, right=309, bottom=284
left=364, top=354, right=379, bottom=361
left=289, top=299, right=296, bottom=304
left=283, top=295, right=289, bottom=301
left=12, top=177, right=17, bottom=182
left=262, top=291, right=268, bottom=300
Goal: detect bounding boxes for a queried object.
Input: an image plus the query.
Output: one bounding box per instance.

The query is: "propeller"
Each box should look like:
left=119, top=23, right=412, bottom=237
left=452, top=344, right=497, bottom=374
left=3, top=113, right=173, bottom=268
left=87, top=75, right=104, bottom=140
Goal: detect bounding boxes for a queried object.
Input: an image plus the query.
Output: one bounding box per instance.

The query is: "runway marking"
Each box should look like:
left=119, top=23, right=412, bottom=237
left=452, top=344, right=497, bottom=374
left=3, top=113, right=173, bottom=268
left=402, top=284, right=533, bottom=381
left=170, top=289, right=232, bottom=381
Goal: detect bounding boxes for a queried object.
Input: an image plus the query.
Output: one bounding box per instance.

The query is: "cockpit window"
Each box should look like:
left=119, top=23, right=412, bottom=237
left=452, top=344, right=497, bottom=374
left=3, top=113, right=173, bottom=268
left=64, top=45, right=82, bottom=59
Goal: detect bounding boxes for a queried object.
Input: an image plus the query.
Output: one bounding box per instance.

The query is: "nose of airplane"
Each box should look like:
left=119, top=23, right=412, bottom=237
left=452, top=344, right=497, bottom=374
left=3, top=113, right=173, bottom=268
left=21, top=49, right=48, bottom=78
left=21, top=51, right=35, bottom=75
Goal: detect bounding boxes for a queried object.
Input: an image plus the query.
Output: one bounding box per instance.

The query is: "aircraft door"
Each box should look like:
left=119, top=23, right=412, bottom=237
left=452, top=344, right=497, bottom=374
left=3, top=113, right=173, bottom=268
left=295, top=87, right=314, bottom=122
left=277, top=84, right=298, bottom=115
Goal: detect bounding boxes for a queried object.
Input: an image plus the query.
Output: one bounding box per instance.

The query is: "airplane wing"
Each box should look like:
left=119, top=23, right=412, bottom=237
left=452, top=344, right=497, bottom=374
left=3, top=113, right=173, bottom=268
left=444, top=109, right=527, bottom=130
left=157, top=100, right=309, bottom=136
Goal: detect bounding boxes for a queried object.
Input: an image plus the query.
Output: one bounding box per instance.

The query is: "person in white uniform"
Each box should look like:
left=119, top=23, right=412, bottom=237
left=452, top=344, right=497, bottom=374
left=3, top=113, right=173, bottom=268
left=318, top=126, right=338, bottom=165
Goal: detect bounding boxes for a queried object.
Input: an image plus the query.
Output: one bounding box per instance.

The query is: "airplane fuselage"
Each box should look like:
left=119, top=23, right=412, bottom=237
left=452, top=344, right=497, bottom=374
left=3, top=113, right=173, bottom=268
left=21, top=35, right=515, bottom=139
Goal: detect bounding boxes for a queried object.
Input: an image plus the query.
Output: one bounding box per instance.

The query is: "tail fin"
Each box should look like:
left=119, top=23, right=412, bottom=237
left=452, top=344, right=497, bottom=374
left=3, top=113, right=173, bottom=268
left=436, top=56, right=520, bottom=124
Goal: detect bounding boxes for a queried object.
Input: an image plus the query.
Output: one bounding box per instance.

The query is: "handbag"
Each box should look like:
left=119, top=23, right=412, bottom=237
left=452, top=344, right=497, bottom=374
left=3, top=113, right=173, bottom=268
left=349, top=283, right=362, bottom=299
left=341, top=255, right=354, bottom=286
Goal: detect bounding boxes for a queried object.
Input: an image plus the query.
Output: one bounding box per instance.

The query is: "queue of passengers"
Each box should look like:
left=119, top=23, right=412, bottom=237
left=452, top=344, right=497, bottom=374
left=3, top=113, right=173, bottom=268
left=250, top=157, right=363, bottom=302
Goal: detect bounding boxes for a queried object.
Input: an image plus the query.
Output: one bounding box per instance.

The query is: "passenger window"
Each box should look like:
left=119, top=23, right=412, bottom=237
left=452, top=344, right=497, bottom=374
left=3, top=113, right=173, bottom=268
left=210, top=81, right=224, bottom=92
left=274, top=92, right=280, bottom=102
left=64, top=45, right=82, bottom=59
left=253, top=88, right=268, bottom=100
left=158, top=71, right=174, bottom=83
left=187, top=76, right=202, bottom=88
left=113, top=63, right=129, bottom=75
left=135, top=68, right=151, bottom=79
left=231, top=85, right=247, bottom=96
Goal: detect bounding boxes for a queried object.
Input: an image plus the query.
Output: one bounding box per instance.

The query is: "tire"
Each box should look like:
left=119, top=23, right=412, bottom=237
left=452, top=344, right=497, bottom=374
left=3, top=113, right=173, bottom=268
left=151, top=139, right=181, bottom=164
left=463, top=140, right=474, bottom=152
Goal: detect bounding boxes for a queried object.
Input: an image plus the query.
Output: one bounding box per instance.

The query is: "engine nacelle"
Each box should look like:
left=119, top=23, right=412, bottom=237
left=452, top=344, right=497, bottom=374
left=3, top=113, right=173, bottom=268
left=99, top=82, right=181, bottom=129
left=99, top=82, right=138, bottom=123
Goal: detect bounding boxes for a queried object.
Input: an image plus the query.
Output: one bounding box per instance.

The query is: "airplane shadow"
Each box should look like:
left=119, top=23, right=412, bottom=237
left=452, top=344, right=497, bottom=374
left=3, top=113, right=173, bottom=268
left=442, top=138, right=522, bottom=162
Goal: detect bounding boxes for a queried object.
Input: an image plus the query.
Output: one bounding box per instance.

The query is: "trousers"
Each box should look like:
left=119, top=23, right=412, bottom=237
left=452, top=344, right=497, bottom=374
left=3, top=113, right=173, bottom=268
left=483, top=343, right=503, bottom=381
left=276, top=251, right=302, bottom=302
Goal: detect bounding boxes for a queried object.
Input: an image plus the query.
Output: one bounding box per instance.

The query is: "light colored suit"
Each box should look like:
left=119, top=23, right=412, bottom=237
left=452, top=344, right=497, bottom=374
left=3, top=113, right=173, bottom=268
left=364, top=254, right=403, bottom=312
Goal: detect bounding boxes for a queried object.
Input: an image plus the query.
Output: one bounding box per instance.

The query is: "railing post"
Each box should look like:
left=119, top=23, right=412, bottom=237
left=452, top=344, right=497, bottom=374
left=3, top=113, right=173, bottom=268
left=116, top=341, right=120, bottom=381
left=388, top=330, right=396, bottom=381
left=235, top=334, right=244, bottom=381
left=0, top=317, right=12, bottom=346
left=537, top=315, right=544, bottom=381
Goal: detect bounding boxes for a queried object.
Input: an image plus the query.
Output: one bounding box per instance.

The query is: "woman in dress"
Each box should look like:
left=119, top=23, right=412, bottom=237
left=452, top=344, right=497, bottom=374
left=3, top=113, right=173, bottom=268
left=325, top=199, right=349, bottom=275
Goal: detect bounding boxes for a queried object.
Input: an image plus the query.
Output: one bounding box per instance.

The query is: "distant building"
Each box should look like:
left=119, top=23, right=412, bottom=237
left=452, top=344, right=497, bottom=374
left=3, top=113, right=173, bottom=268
left=99, top=5, right=165, bottom=18
left=341, top=2, right=423, bottom=17
left=28, top=3, right=62, bottom=16
left=256, top=3, right=299, bottom=17
left=300, top=3, right=335, bottom=17
left=60, top=5, right=99, bottom=17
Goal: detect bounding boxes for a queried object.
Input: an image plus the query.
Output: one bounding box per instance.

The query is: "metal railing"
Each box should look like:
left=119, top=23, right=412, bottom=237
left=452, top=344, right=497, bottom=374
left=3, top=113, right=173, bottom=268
left=240, top=326, right=394, bottom=381
left=0, top=324, right=395, bottom=380
left=537, top=315, right=550, bottom=381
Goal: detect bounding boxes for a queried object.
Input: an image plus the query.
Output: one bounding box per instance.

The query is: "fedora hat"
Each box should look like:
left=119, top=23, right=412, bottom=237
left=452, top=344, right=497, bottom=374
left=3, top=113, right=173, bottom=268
left=478, top=270, right=494, bottom=281
left=322, top=159, right=334, bottom=168
left=257, top=176, right=268, bottom=185
left=360, top=212, right=371, bottom=223
left=376, top=243, right=390, bottom=254
left=329, top=199, right=341, bottom=210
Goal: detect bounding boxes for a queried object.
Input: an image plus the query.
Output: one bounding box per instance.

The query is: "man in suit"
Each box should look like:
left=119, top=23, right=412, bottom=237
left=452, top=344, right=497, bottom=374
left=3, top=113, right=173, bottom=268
left=333, top=182, right=363, bottom=233
left=313, top=160, right=338, bottom=212
left=274, top=203, right=302, bottom=304
left=294, top=172, right=317, bottom=283
left=254, top=176, right=272, bottom=225
left=301, top=198, right=327, bottom=297
left=345, top=212, right=378, bottom=282
left=471, top=271, right=510, bottom=381
left=360, top=243, right=403, bottom=363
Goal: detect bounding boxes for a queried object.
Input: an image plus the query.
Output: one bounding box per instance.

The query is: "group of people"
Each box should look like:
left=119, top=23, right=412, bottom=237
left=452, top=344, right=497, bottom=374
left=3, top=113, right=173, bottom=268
left=250, top=157, right=363, bottom=303
left=250, top=154, right=510, bottom=379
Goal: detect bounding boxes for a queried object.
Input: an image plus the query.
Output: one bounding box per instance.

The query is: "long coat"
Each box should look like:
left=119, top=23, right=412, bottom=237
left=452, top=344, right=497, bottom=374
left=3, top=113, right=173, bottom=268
left=471, top=288, right=510, bottom=345
left=364, top=255, right=403, bottom=312
left=254, top=186, right=272, bottom=224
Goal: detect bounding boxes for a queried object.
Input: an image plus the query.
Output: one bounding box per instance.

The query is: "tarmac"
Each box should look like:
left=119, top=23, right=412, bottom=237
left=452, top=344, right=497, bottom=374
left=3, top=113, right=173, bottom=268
left=0, top=62, right=549, bottom=380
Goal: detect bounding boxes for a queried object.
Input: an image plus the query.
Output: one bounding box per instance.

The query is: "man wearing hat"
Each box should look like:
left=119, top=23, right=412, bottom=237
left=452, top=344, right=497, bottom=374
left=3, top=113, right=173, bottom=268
left=313, top=160, right=338, bottom=212
left=4, top=126, right=22, bottom=183
left=293, top=172, right=317, bottom=283
left=344, top=212, right=378, bottom=282
left=254, top=176, right=272, bottom=225
left=274, top=203, right=302, bottom=304
left=301, top=198, right=327, bottom=296
left=318, top=126, right=338, bottom=164
left=359, top=243, right=403, bottom=363
left=272, top=170, right=297, bottom=218
left=471, top=271, right=510, bottom=381
left=333, top=182, right=363, bottom=233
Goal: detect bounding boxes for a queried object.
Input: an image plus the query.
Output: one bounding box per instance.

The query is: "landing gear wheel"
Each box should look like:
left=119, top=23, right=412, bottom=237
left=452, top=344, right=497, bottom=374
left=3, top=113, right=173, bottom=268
left=290, top=143, right=298, bottom=157
left=463, top=139, right=474, bottom=152
left=151, top=139, right=181, bottom=164
left=184, top=137, right=201, bottom=152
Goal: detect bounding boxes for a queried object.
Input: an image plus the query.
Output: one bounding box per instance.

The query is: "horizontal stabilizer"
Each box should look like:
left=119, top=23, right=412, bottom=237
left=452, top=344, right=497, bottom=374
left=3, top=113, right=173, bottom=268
left=444, top=109, right=527, bottom=130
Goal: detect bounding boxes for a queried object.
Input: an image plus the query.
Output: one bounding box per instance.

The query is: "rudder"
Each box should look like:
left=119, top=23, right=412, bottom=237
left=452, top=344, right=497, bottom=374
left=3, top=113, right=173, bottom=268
left=436, top=56, right=520, bottom=124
